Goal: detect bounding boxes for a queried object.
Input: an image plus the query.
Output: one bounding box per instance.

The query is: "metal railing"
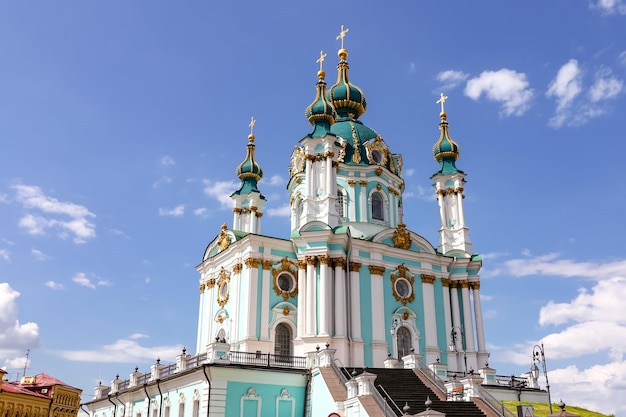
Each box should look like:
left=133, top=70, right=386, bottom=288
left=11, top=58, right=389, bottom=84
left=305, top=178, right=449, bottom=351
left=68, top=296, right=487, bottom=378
left=99, top=350, right=306, bottom=398
left=377, top=385, right=403, bottom=416
left=473, top=383, right=517, bottom=417
left=415, top=361, right=448, bottom=397
left=227, top=351, right=307, bottom=369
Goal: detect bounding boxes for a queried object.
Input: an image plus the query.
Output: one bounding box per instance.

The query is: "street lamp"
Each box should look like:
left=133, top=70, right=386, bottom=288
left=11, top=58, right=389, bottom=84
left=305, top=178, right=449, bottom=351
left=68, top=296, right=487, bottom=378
left=531, top=343, right=553, bottom=414
left=448, top=325, right=467, bottom=374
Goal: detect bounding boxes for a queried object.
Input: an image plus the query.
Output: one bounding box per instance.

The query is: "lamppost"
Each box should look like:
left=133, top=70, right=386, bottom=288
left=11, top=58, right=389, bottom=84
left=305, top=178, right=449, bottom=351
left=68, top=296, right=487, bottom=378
left=531, top=343, right=553, bottom=414
left=448, top=325, right=467, bottom=374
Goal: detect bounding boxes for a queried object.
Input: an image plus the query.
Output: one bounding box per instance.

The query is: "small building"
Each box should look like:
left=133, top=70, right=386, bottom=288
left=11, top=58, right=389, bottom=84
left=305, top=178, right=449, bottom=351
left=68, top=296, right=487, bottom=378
left=0, top=370, right=82, bottom=417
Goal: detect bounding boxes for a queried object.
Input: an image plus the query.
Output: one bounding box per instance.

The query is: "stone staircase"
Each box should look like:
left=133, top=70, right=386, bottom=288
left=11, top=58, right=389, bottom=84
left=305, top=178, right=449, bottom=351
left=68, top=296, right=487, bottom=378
left=346, top=368, right=488, bottom=417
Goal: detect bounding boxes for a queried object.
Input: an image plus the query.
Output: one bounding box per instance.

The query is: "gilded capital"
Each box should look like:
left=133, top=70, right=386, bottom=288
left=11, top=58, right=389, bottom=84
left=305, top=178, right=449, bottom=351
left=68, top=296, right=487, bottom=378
left=369, top=265, right=386, bottom=276
left=318, top=255, right=330, bottom=265
left=460, top=280, right=470, bottom=289
left=297, top=260, right=307, bottom=270
left=470, top=281, right=480, bottom=291
left=245, top=257, right=261, bottom=268
left=331, top=257, right=346, bottom=268
left=305, top=255, right=318, bottom=266
left=232, top=263, right=243, bottom=274
left=262, top=260, right=273, bottom=270
left=441, top=278, right=450, bottom=287
left=449, top=280, right=459, bottom=288
left=349, top=262, right=362, bottom=272
left=421, top=274, right=436, bottom=284
left=199, top=283, right=206, bottom=293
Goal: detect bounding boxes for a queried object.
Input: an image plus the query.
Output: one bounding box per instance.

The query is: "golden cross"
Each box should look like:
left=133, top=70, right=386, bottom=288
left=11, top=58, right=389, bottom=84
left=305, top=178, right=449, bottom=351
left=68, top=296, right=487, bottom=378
left=249, top=117, right=256, bottom=135
left=436, top=92, right=448, bottom=113
left=336, top=25, right=349, bottom=49
left=316, top=50, right=327, bottom=71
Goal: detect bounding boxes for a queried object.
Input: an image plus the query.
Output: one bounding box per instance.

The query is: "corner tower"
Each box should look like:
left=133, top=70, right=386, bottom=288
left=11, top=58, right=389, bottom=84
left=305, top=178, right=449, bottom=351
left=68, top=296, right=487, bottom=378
left=431, top=94, right=473, bottom=255
left=231, top=118, right=266, bottom=234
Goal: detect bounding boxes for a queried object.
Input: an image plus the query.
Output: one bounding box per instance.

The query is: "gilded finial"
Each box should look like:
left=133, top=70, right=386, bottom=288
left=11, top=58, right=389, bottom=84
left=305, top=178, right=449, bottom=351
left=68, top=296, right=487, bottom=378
left=336, top=25, right=349, bottom=51
left=436, top=92, right=448, bottom=115
left=248, top=116, right=256, bottom=142
left=317, top=50, right=327, bottom=72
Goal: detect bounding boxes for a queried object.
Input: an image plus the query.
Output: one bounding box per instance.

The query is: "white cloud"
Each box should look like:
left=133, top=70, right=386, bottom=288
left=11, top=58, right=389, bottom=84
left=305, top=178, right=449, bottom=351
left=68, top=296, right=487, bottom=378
left=267, top=175, right=284, bottom=186
left=436, top=70, right=469, bottom=90
left=408, top=62, right=417, bottom=74
left=161, top=155, right=175, bottom=166
left=464, top=69, right=533, bottom=116
left=203, top=179, right=239, bottom=209
left=502, top=253, right=626, bottom=280
left=12, top=184, right=96, bottom=244
left=491, top=252, right=626, bottom=414
left=109, top=229, right=130, bottom=239
left=56, top=334, right=183, bottom=364
left=591, top=0, right=626, bottom=14
left=619, top=50, right=626, bottom=67
left=588, top=68, right=623, bottom=102
left=266, top=204, right=291, bottom=217
left=0, top=249, right=10, bottom=262
left=158, top=205, right=185, bottom=217
left=31, top=248, right=51, bottom=261
left=45, top=281, right=64, bottom=290
left=193, top=207, right=207, bottom=216
left=404, top=168, right=415, bottom=177
left=547, top=60, right=582, bottom=111
left=72, top=272, right=111, bottom=289
left=152, top=176, right=173, bottom=189
left=0, top=283, right=40, bottom=353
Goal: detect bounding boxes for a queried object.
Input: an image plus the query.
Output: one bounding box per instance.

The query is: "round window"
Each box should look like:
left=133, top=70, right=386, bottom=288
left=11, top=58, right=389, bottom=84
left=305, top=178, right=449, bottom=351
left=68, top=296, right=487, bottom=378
left=395, top=279, right=411, bottom=298
left=371, top=150, right=383, bottom=164
left=219, top=281, right=229, bottom=299
left=277, top=273, right=295, bottom=292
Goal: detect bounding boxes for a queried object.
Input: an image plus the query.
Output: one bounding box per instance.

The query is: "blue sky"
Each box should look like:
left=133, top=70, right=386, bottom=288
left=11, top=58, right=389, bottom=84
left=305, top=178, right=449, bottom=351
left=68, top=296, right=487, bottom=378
left=1, top=1, right=625, bottom=414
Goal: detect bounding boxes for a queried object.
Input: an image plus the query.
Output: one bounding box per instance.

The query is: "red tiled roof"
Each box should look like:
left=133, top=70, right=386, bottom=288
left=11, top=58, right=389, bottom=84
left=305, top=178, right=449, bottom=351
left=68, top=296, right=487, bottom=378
left=0, top=382, right=49, bottom=398
left=25, top=373, right=71, bottom=388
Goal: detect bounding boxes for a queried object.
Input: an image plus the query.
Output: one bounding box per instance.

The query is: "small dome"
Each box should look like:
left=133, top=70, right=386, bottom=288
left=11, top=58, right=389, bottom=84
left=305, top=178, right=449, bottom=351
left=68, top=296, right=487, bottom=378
left=330, top=119, right=377, bottom=165
left=305, top=69, right=335, bottom=134
left=327, top=49, right=367, bottom=119
left=236, top=133, right=263, bottom=182
left=432, top=112, right=463, bottom=176
left=432, top=112, right=459, bottom=162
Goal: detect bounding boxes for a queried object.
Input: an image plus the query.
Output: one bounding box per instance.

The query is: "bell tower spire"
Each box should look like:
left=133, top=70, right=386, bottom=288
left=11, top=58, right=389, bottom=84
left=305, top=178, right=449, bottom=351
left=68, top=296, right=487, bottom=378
left=231, top=117, right=266, bottom=233
left=431, top=94, right=473, bottom=255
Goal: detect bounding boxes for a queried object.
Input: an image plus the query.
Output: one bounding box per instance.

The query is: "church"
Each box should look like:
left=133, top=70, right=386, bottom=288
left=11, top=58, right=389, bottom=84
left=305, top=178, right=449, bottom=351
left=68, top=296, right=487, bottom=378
left=84, top=27, right=528, bottom=417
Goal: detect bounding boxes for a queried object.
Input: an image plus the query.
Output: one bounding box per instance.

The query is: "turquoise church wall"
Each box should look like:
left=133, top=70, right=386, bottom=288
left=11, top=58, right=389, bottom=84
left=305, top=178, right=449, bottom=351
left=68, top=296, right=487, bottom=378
left=224, top=381, right=305, bottom=417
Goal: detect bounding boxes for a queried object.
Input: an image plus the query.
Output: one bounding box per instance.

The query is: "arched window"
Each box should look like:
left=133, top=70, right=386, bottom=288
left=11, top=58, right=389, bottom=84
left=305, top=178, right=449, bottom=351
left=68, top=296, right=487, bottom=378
left=336, top=189, right=345, bottom=218
left=372, top=192, right=384, bottom=221
left=274, top=323, right=293, bottom=359
left=397, top=326, right=412, bottom=359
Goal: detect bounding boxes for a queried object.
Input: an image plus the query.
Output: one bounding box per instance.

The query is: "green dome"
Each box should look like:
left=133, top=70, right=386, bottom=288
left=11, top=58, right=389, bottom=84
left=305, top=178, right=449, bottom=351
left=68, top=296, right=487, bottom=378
left=327, top=49, right=367, bottom=119
left=330, top=119, right=381, bottom=166
left=305, top=70, right=335, bottom=138
left=432, top=112, right=462, bottom=175
left=236, top=134, right=264, bottom=183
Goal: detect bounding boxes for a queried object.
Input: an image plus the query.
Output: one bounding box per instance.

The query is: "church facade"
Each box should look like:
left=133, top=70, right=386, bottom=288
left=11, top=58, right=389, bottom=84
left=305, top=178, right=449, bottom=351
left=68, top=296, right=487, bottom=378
left=85, top=29, right=493, bottom=417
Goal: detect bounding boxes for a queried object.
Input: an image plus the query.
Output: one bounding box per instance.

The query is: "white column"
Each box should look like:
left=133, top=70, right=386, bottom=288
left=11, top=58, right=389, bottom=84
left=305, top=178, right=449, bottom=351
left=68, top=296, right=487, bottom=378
left=449, top=281, right=462, bottom=372
left=369, top=266, right=386, bottom=342
left=421, top=275, right=438, bottom=361
left=196, top=280, right=206, bottom=353
left=471, top=282, right=486, bottom=353
left=318, top=255, right=330, bottom=336
left=260, top=261, right=271, bottom=341
left=325, top=156, right=333, bottom=197
left=305, top=256, right=317, bottom=336
left=232, top=209, right=239, bottom=231
left=349, top=263, right=362, bottom=341
left=359, top=181, right=367, bottom=221
left=296, top=261, right=306, bottom=339
left=245, top=265, right=258, bottom=339
left=460, top=281, right=476, bottom=352
left=456, top=190, right=466, bottom=226
left=333, top=258, right=347, bottom=337
left=348, top=180, right=356, bottom=220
